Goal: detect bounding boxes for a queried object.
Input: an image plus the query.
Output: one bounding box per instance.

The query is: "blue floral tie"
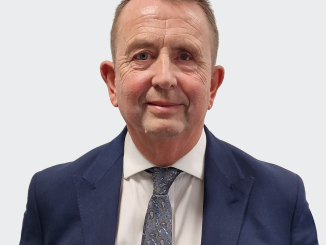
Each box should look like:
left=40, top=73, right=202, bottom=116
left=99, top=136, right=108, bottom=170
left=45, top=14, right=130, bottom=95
left=141, top=167, right=182, bottom=245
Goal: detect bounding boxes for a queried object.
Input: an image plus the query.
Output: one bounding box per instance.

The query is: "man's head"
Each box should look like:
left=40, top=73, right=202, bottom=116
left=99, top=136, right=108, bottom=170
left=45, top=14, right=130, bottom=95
left=100, top=0, right=224, bottom=146
left=110, top=0, right=219, bottom=66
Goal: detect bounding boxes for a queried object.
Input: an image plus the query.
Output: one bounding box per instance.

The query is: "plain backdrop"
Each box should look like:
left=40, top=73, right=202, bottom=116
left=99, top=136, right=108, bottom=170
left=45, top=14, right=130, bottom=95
left=1, top=0, right=325, bottom=243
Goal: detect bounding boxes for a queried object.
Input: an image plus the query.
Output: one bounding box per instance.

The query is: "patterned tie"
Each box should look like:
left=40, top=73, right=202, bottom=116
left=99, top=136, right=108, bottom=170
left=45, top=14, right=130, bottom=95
left=141, top=167, right=182, bottom=245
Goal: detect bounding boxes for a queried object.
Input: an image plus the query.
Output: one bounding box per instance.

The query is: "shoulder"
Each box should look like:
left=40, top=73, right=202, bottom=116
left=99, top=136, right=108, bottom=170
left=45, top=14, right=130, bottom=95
left=30, top=126, right=127, bottom=197
left=217, top=138, right=303, bottom=212
left=205, top=126, right=301, bottom=206
left=206, top=127, right=298, bottom=186
left=30, top=142, right=110, bottom=197
left=225, top=140, right=297, bottom=181
left=214, top=138, right=318, bottom=243
left=35, top=142, right=108, bottom=180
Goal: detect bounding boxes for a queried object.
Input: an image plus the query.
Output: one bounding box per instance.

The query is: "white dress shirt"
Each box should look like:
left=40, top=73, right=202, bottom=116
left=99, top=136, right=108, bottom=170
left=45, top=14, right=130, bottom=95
left=115, top=129, right=206, bottom=245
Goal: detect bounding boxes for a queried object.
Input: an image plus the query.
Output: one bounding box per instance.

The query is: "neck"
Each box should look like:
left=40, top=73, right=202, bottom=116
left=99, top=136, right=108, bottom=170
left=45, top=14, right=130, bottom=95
left=128, top=125, right=203, bottom=167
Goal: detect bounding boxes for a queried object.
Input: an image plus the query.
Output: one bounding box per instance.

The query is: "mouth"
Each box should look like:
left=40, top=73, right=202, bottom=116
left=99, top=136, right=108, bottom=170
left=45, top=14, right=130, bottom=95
left=146, top=101, right=182, bottom=113
left=147, top=101, right=180, bottom=107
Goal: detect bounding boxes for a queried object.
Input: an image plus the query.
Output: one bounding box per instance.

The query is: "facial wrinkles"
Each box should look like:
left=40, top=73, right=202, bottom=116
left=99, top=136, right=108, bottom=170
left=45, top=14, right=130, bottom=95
left=126, top=15, right=166, bottom=39
left=117, top=34, right=156, bottom=84
left=122, top=5, right=209, bottom=59
left=185, top=8, right=201, bottom=25
left=165, top=19, right=211, bottom=72
left=124, top=34, right=162, bottom=61
left=166, top=18, right=203, bottom=43
left=116, top=3, right=212, bottom=100
left=116, top=57, right=132, bottom=84
left=120, top=15, right=167, bottom=60
left=196, top=62, right=211, bottom=85
left=184, top=7, right=215, bottom=66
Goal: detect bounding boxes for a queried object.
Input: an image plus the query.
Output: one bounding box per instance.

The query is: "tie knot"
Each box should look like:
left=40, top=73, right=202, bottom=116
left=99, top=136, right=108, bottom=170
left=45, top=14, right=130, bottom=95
left=147, top=167, right=182, bottom=195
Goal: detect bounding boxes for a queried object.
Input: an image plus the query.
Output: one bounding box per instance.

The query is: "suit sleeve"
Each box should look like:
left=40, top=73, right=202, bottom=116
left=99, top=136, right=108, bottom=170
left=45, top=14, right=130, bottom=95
left=20, top=173, right=43, bottom=245
left=291, top=175, right=318, bottom=245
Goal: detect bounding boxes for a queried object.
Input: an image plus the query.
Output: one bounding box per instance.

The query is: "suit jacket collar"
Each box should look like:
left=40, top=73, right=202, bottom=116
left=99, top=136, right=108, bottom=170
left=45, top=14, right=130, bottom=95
left=201, top=125, right=255, bottom=245
left=73, top=127, right=127, bottom=245
left=74, top=126, right=255, bottom=245
left=82, top=127, right=127, bottom=188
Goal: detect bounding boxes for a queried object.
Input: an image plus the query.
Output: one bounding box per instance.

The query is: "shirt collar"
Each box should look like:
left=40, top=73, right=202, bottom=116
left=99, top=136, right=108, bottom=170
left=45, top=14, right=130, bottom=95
left=123, top=129, right=206, bottom=180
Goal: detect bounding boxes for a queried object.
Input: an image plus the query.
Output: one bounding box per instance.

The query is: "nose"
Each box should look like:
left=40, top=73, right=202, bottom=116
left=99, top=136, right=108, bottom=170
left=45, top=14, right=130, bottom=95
left=151, top=53, right=177, bottom=89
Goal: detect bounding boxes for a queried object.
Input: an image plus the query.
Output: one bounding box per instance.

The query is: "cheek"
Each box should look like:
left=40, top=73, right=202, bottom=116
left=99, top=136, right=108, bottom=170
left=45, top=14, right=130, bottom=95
left=180, top=84, right=209, bottom=125
left=190, top=89, right=210, bottom=110
left=181, top=74, right=211, bottom=111
left=116, top=70, right=151, bottom=107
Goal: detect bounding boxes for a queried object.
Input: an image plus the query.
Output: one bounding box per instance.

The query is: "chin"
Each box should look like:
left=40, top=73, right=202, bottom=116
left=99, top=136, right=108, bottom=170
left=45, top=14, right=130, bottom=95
left=142, top=120, right=186, bottom=138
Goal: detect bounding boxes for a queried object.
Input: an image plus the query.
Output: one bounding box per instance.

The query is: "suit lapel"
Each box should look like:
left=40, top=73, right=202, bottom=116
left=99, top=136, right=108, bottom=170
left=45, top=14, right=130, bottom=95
left=72, top=126, right=254, bottom=244
left=201, top=127, right=255, bottom=245
left=73, top=128, right=127, bottom=245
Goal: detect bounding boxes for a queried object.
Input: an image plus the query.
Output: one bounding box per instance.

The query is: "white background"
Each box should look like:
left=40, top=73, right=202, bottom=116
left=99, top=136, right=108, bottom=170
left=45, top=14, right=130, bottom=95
left=1, top=0, right=325, bottom=243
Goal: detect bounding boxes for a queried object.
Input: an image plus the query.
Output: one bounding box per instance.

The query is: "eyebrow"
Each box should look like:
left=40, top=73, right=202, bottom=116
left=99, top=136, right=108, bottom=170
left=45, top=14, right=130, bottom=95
left=124, top=36, right=160, bottom=56
left=124, top=34, right=203, bottom=58
left=169, top=37, right=203, bottom=57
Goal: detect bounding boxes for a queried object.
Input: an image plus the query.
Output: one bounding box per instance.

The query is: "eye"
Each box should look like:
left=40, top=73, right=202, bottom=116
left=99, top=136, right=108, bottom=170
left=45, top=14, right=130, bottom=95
left=136, top=52, right=149, bottom=60
left=179, top=53, right=191, bottom=61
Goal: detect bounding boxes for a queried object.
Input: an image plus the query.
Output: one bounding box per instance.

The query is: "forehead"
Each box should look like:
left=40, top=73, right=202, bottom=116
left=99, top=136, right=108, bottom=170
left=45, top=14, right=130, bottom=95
left=116, top=0, right=212, bottom=51
left=121, top=0, right=206, bottom=23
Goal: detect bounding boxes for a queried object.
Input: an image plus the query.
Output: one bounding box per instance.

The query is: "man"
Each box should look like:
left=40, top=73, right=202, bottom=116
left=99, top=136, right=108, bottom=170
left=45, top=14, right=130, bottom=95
left=20, top=0, right=318, bottom=244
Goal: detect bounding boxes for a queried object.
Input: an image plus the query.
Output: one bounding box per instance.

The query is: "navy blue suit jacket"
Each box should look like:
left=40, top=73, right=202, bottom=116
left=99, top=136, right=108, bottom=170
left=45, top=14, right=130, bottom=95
left=20, top=127, right=318, bottom=244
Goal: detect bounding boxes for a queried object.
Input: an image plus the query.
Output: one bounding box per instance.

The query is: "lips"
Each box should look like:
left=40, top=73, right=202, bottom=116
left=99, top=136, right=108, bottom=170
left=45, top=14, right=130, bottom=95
left=147, top=101, right=180, bottom=107
left=146, top=101, right=182, bottom=113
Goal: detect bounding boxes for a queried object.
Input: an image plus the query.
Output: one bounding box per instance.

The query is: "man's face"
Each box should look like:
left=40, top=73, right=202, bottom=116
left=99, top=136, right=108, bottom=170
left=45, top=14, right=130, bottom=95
left=102, top=0, right=223, bottom=138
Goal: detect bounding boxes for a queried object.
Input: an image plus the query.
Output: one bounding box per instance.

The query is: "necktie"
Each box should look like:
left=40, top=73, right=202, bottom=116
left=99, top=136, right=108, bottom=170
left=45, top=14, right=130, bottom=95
left=141, top=167, right=182, bottom=245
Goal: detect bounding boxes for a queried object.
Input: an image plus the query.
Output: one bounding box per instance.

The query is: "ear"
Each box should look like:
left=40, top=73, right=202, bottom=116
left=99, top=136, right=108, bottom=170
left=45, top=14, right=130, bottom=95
left=208, top=65, right=225, bottom=110
left=100, top=61, right=118, bottom=107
